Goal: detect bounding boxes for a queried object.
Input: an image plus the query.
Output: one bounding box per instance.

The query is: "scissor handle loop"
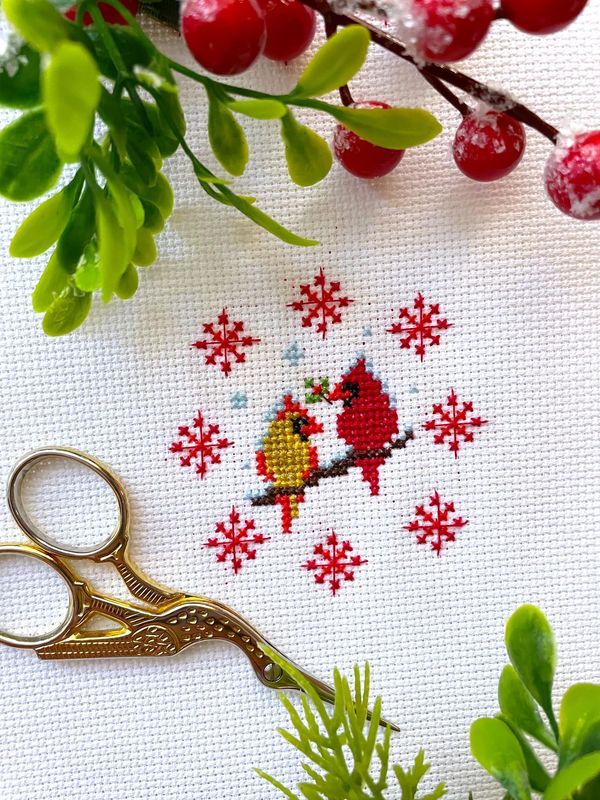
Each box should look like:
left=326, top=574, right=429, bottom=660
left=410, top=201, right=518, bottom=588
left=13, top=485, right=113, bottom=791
left=0, top=543, right=81, bottom=648
left=6, top=446, right=129, bottom=560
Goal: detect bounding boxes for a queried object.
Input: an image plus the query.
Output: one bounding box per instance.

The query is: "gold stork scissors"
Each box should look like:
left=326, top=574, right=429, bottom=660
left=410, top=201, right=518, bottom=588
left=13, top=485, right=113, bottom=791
left=0, top=447, right=397, bottom=729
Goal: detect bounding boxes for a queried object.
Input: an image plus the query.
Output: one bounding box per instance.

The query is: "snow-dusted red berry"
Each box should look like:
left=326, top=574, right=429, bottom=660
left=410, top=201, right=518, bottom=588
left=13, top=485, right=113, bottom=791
left=412, top=0, right=494, bottom=63
left=258, top=0, right=316, bottom=61
left=65, top=0, right=139, bottom=25
left=453, top=110, right=526, bottom=182
left=500, top=0, right=588, bottom=35
left=181, top=0, right=267, bottom=76
left=545, top=131, right=600, bottom=221
left=333, top=101, right=405, bottom=180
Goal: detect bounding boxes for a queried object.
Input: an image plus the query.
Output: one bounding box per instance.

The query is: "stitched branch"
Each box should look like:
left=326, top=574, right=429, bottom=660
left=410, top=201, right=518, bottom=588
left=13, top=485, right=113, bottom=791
left=251, top=430, right=414, bottom=506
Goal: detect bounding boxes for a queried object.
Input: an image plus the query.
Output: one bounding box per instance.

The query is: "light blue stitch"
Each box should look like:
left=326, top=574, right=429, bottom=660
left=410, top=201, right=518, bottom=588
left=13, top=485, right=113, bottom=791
left=231, top=391, right=248, bottom=409
left=282, top=341, right=305, bottom=367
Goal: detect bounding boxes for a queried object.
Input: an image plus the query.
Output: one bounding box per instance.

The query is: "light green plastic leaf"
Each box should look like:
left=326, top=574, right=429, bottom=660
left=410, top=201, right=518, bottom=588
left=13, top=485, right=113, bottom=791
left=228, top=99, right=288, bottom=120
left=95, top=196, right=128, bottom=303
left=115, top=264, right=139, bottom=300
left=544, top=753, right=600, bottom=800
left=328, top=105, right=442, bottom=149
left=506, top=605, right=556, bottom=725
left=43, top=41, right=101, bottom=163
left=559, top=684, right=600, bottom=767
left=2, top=0, right=70, bottom=53
left=0, top=39, right=41, bottom=108
left=500, top=715, right=551, bottom=794
left=10, top=186, right=73, bottom=258
left=470, top=718, right=531, bottom=800
left=140, top=199, right=164, bottom=233
left=219, top=187, right=318, bottom=246
left=74, top=244, right=102, bottom=293
left=499, top=666, right=557, bottom=751
left=32, top=251, right=68, bottom=313
left=280, top=112, right=332, bottom=187
left=56, top=187, right=94, bottom=273
left=208, top=94, right=248, bottom=177
left=132, top=228, right=157, bottom=267
left=0, top=109, right=62, bottom=201
left=42, top=284, right=92, bottom=336
left=293, top=26, right=370, bottom=98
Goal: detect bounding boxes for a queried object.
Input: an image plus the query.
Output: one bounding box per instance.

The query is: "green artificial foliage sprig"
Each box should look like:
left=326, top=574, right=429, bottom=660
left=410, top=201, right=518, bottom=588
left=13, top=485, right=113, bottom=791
left=0, top=0, right=441, bottom=335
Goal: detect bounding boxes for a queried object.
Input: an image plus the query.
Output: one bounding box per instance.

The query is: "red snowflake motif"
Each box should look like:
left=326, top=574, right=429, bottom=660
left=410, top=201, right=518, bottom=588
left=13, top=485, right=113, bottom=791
left=424, top=389, right=487, bottom=457
left=302, top=532, right=367, bottom=595
left=192, top=308, right=260, bottom=375
left=405, top=492, right=468, bottom=555
left=387, top=293, right=451, bottom=361
left=170, top=411, right=232, bottom=478
left=204, top=507, right=269, bottom=574
left=289, top=267, right=353, bottom=339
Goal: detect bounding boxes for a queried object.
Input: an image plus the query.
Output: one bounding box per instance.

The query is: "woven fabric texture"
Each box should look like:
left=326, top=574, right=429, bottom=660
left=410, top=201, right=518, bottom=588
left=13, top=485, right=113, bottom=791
left=0, top=6, right=599, bottom=799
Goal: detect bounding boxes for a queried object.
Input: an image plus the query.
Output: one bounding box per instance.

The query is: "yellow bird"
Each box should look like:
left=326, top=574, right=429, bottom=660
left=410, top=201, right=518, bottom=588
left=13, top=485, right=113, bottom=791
left=256, top=395, right=323, bottom=533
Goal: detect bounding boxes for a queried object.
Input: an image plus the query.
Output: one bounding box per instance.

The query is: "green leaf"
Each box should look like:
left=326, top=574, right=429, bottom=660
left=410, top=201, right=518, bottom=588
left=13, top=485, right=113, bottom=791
left=32, top=251, right=68, bottom=313
left=85, top=26, right=154, bottom=81
left=208, top=93, right=248, bottom=177
left=2, top=0, right=70, bottom=53
left=0, top=109, right=62, bottom=201
left=327, top=105, right=442, bottom=149
left=228, top=98, right=288, bottom=120
left=499, top=666, right=557, bottom=751
left=559, top=684, right=600, bottom=767
left=500, top=715, right=551, bottom=793
left=0, top=39, right=41, bottom=108
left=126, top=125, right=159, bottom=186
left=280, top=112, right=332, bottom=187
left=544, top=753, right=600, bottom=800
left=506, top=605, right=557, bottom=730
left=74, top=244, right=102, bottom=293
left=43, top=40, right=101, bottom=162
left=140, top=199, right=164, bottom=233
left=10, top=180, right=77, bottom=258
left=470, top=718, right=531, bottom=800
left=293, top=26, right=370, bottom=98
left=95, top=195, right=128, bottom=303
left=132, top=228, right=157, bottom=267
left=121, top=168, right=174, bottom=218
left=115, top=264, right=139, bottom=300
left=42, top=283, right=92, bottom=336
left=219, top=187, right=318, bottom=246
left=56, top=186, right=95, bottom=273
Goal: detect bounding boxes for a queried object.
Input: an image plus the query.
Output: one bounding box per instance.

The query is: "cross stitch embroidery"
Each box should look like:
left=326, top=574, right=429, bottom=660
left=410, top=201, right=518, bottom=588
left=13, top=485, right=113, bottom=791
left=204, top=507, right=269, bottom=573
left=192, top=308, right=260, bottom=375
left=288, top=267, right=353, bottom=338
left=387, top=293, right=452, bottom=361
left=302, top=532, right=367, bottom=595
left=405, top=493, right=468, bottom=555
left=170, top=411, right=232, bottom=478
left=424, top=389, right=488, bottom=457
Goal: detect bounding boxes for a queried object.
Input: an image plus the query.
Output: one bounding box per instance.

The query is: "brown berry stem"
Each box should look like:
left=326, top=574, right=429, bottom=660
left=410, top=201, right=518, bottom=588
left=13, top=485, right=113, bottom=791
left=299, top=0, right=560, bottom=143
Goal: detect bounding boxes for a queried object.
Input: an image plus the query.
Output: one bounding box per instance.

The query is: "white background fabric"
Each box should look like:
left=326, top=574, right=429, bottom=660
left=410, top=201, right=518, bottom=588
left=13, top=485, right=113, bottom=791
left=0, top=5, right=599, bottom=799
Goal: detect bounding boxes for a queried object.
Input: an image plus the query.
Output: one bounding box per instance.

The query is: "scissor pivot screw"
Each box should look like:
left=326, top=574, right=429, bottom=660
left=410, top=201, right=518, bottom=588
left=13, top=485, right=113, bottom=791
left=263, top=662, right=284, bottom=683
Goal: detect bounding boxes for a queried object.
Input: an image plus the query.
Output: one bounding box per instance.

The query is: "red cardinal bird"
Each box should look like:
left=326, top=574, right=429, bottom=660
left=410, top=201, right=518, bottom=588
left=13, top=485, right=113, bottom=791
left=329, top=359, right=399, bottom=495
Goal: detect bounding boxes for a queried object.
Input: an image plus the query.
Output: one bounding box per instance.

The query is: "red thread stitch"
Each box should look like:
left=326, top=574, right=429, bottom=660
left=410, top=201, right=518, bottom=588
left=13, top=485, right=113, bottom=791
left=302, top=532, right=367, bottom=595
left=170, top=410, right=232, bottom=478
left=330, top=359, right=399, bottom=495
left=256, top=395, right=323, bottom=533
left=204, top=507, right=269, bottom=573
left=424, top=389, right=487, bottom=457
left=288, top=267, right=353, bottom=338
left=405, top=492, right=468, bottom=555
left=192, top=308, right=260, bottom=375
left=387, top=293, right=451, bottom=361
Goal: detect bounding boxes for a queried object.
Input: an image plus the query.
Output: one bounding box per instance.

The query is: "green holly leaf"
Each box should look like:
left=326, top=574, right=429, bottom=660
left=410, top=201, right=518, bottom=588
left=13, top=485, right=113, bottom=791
left=208, top=93, right=249, bottom=177
left=2, top=0, right=71, bottom=53
left=42, top=283, right=92, bottom=336
left=43, top=40, right=101, bottom=162
left=292, top=26, right=370, bottom=98
left=470, top=718, right=531, bottom=800
left=0, top=109, right=62, bottom=201
left=0, top=39, right=41, bottom=109
left=228, top=98, right=288, bottom=120
left=327, top=105, right=442, bottom=149
left=280, top=112, right=332, bottom=187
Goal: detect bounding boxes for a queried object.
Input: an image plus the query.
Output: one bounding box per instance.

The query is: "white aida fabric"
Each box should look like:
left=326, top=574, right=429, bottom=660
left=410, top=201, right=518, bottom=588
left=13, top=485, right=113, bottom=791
left=0, top=6, right=599, bottom=800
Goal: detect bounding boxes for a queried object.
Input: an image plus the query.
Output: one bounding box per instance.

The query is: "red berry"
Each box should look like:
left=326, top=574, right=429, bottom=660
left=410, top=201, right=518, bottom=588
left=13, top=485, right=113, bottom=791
left=65, top=0, right=139, bottom=25
left=500, top=0, right=588, bottom=35
left=453, top=110, right=525, bottom=182
left=333, top=101, right=405, bottom=180
left=412, top=0, right=494, bottom=62
left=545, top=131, right=600, bottom=221
left=258, top=0, right=316, bottom=61
left=181, top=0, right=266, bottom=76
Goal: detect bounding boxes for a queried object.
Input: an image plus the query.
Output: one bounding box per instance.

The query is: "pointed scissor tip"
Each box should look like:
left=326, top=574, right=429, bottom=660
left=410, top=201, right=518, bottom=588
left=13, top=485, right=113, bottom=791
left=381, top=715, right=401, bottom=733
